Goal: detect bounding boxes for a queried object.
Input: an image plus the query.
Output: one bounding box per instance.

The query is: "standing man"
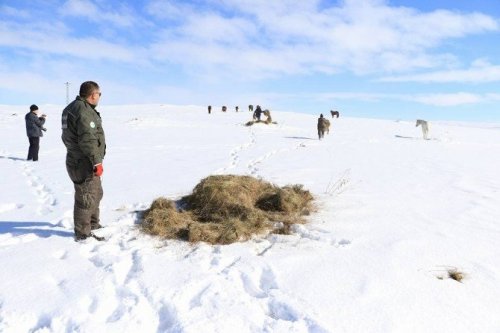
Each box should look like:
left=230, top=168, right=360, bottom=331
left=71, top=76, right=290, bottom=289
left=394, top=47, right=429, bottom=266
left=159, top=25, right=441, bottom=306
left=25, top=104, right=46, bottom=161
left=254, top=105, right=263, bottom=121
left=61, top=81, right=106, bottom=241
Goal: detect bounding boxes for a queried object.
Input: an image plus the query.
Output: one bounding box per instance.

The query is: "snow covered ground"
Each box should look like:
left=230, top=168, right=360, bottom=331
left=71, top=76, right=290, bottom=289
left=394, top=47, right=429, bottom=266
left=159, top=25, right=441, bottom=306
left=1, top=104, right=500, bottom=333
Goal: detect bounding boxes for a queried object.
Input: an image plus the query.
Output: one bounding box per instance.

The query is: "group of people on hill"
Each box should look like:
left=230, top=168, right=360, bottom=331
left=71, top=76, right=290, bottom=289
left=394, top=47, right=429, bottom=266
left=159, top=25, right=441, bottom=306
left=207, top=104, right=264, bottom=120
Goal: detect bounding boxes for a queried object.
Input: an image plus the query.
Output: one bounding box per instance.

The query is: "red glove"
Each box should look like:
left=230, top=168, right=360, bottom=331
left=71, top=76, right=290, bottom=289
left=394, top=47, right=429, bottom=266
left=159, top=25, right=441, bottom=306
left=94, top=163, right=103, bottom=177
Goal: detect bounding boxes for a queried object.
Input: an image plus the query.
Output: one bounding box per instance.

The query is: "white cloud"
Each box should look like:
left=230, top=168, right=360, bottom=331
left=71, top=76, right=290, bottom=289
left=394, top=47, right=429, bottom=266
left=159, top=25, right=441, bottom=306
left=0, top=5, right=30, bottom=18
left=380, top=59, right=500, bottom=83
left=312, top=91, right=495, bottom=107
left=485, top=93, right=500, bottom=101
left=314, top=92, right=389, bottom=102
left=144, top=0, right=500, bottom=79
left=0, top=69, right=67, bottom=103
left=60, top=0, right=136, bottom=27
left=0, top=21, right=142, bottom=63
left=409, top=92, right=483, bottom=106
left=1, top=1, right=498, bottom=79
left=146, top=0, right=189, bottom=20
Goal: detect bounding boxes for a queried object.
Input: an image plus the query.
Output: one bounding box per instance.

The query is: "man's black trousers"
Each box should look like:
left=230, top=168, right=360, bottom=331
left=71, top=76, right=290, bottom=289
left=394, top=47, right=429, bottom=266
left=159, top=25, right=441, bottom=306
left=27, top=136, right=40, bottom=161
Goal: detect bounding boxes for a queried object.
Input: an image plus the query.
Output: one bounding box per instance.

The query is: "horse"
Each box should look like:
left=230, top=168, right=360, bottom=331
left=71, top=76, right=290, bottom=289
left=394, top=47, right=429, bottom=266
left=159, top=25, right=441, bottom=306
left=330, top=110, right=340, bottom=118
left=263, top=109, right=273, bottom=123
left=416, top=119, right=429, bottom=140
left=317, top=114, right=330, bottom=140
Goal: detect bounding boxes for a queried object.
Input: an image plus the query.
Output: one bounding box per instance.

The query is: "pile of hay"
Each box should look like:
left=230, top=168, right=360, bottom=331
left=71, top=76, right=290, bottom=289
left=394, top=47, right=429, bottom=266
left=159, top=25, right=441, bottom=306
left=245, top=120, right=277, bottom=126
left=141, top=175, right=314, bottom=244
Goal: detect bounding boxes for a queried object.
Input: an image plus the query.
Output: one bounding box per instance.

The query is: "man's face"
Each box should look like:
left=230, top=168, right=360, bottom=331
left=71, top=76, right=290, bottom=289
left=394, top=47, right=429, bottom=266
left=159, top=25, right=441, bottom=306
left=89, top=90, right=101, bottom=105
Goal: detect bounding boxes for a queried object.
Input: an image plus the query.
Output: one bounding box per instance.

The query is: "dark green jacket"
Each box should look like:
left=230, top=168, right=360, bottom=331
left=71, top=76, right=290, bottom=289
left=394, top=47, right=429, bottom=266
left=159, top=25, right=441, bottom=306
left=61, top=96, right=106, bottom=178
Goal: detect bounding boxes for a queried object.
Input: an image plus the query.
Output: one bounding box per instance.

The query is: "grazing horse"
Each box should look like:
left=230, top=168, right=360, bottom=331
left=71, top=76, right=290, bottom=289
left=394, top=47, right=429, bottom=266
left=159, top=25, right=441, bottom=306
left=416, top=119, right=429, bottom=140
left=330, top=110, right=340, bottom=118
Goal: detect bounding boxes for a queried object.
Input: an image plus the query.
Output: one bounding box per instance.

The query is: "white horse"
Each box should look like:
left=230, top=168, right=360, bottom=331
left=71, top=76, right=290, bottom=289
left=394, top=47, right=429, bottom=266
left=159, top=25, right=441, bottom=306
left=416, top=119, right=429, bottom=140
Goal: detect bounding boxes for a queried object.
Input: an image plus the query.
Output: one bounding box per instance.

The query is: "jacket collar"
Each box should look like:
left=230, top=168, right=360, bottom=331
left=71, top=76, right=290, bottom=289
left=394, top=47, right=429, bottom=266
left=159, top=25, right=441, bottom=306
left=76, top=95, right=97, bottom=110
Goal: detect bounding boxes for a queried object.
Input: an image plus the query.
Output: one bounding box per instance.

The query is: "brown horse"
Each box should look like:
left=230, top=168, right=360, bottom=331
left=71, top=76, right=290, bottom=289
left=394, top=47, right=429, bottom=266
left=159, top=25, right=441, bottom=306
left=318, top=114, right=330, bottom=139
left=263, top=109, right=273, bottom=123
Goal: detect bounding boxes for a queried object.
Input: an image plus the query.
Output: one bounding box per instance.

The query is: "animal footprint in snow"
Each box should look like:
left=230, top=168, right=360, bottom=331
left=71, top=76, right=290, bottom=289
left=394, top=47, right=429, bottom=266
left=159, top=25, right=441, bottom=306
left=260, top=267, right=278, bottom=292
left=52, top=250, right=68, bottom=260
left=336, top=239, right=351, bottom=247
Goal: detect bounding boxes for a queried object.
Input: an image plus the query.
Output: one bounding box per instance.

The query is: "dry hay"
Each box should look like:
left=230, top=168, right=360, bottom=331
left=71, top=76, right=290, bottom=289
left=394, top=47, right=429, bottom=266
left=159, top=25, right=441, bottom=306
left=433, top=266, right=466, bottom=283
left=141, top=198, right=193, bottom=240
left=245, top=120, right=278, bottom=126
left=141, top=175, right=314, bottom=244
left=448, top=268, right=465, bottom=283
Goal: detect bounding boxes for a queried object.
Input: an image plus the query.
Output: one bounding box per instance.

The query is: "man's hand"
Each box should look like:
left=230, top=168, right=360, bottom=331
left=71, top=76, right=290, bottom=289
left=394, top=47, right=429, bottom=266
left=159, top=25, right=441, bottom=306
left=94, top=163, right=103, bottom=177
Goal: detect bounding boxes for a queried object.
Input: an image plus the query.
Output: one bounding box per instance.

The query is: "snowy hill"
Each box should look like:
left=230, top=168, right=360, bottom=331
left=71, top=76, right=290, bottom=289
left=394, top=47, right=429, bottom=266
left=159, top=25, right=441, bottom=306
left=1, top=105, right=500, bottom=332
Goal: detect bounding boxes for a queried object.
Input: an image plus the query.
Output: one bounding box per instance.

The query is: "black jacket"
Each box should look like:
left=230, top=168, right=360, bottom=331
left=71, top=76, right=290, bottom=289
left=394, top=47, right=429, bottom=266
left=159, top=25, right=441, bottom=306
left=25, top=112, right=45, bottom=138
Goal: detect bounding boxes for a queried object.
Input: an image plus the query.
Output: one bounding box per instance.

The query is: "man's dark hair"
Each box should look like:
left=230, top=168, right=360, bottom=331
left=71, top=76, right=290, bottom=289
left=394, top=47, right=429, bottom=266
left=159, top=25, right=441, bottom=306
left=79, top=81, right=100, bottom=98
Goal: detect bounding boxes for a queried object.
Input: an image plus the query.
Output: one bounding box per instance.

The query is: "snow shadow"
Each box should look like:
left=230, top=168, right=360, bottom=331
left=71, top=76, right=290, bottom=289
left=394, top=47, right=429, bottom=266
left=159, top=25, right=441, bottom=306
left=395, top=135, right=438, bottom=141
left=0, top=155, right=26, bottom=161
left=0, top=221, right=73, bottom=238
left=394, top=135, right=419, bottom=139
left=284, top=136, right=316, bottom=140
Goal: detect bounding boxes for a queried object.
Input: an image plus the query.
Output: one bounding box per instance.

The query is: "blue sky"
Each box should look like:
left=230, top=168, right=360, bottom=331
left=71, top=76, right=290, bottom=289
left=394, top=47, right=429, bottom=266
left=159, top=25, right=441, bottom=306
left=1, top=0, right=500, bottom=121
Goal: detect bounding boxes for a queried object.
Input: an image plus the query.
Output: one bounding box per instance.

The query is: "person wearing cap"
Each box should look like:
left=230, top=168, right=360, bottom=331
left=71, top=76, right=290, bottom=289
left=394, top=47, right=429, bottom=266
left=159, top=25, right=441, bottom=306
left=61, top=81, right=106, bottom=241
left=25, top=104, right=46, bottom=161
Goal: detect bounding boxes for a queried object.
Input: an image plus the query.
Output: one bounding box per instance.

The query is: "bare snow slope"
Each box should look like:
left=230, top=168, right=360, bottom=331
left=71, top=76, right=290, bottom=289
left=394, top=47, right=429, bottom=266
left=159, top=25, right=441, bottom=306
left=1, top=105, right=500, bottom=332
